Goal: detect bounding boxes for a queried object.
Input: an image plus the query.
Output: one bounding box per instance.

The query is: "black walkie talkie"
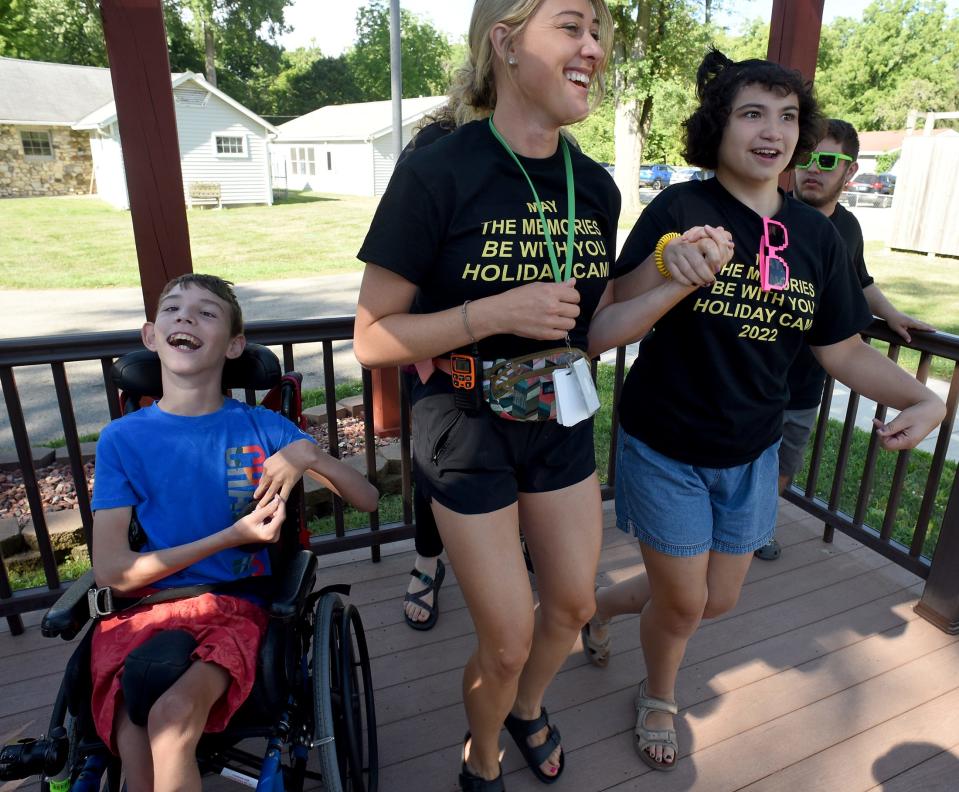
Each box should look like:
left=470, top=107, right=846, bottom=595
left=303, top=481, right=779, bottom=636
left=450, top=349, right=483, bottom=413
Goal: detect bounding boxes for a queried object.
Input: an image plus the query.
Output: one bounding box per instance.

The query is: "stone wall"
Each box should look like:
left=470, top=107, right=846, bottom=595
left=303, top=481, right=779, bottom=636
left=0, top=125, right=94, bottom=198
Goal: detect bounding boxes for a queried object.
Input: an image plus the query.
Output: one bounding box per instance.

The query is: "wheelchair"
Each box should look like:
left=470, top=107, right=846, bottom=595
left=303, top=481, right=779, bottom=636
left=0, top=345, right=377, bottom=792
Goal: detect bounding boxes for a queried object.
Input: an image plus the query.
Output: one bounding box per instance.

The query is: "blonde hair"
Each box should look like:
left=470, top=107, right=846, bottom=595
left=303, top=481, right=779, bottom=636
left=445, top=0, right=614, bottom=127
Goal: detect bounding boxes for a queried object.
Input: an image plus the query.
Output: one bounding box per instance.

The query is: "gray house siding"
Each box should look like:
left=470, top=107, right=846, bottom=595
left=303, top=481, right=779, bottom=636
left=174, top=86, right=272, bottom=206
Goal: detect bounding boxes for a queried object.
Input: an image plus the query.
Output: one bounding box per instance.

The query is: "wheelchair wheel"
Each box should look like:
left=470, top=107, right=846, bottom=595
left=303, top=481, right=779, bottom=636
left=339, top=604, right=378, bottom=791
left=314, top=592, right=378, bottom=792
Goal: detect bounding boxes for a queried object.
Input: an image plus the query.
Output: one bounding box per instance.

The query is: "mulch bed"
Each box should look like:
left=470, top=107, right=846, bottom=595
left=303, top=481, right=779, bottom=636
left=0, top=418, right=391, bottom=529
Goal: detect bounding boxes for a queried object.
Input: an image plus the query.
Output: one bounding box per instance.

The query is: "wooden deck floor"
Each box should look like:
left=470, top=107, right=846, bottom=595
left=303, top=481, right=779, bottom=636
left=2, top=500, right=958, bottom=791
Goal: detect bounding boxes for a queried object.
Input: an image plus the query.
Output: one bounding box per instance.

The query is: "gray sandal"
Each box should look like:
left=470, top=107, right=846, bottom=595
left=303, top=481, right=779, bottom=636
left=634, top=678, right=679, bottom=772
left=581, top=613, right=611, bottom=667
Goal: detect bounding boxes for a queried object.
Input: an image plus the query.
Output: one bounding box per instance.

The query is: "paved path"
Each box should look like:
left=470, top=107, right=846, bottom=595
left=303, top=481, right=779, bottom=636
left=0, top=273, right=365, bottom=450
left=2, top=204, right=953, bottom=461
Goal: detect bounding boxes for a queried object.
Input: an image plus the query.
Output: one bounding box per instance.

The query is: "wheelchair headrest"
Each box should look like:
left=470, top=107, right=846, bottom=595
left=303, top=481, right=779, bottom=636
left=112, top=344, right=282, bottom=398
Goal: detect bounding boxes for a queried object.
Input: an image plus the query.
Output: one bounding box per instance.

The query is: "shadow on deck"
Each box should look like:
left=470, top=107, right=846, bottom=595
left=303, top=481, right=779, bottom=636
left=3, top=501, right=957, bottom=791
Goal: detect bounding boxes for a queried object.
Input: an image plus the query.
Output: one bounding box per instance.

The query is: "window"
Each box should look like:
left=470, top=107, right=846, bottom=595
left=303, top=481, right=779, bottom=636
left=214, top=134, right=245, bottom=157
left=327, top=151, right=332, bottom=171
left=21, top=130, right=53, bottom=158
left=291, top=147, right=315, bottom=176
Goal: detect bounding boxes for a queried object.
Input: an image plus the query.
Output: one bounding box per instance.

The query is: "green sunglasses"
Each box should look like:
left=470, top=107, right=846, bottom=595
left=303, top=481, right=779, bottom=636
left=796, top=151, right=854, bottom=171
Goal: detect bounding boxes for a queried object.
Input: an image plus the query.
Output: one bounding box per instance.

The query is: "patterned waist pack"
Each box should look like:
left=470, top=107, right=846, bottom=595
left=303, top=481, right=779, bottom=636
left=482, top=347, right=589, bottom=421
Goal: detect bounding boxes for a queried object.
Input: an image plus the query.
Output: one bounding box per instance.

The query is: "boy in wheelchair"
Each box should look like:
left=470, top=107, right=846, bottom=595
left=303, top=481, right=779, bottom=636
left=86, top=274, right=377, bottom=791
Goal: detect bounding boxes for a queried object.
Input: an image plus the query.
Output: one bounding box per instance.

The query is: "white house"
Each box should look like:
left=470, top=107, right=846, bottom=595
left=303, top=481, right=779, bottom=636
left=74, top=72, right=277, bottom=209
left=272, top=96, right=447, bottom=197
left=0, top=57, right=276, bottom=209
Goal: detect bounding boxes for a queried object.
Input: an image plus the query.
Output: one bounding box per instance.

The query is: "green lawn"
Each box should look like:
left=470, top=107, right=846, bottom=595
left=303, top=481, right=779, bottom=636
left=0, top=192, right=379, bottom=289
left=862, top=241, right=959, bottom=379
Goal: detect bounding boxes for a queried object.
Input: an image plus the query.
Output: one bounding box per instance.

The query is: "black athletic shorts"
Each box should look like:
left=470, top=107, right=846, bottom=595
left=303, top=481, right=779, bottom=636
left=410, top=391, right=596, bottom=516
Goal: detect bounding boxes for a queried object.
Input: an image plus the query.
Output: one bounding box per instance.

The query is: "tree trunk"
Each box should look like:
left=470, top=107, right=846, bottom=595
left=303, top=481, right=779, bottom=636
left=204, top=21, right=216, bottom=86
left=612, top=1, right=652, bottom=215
left=614, top=98, right=643, bottom=214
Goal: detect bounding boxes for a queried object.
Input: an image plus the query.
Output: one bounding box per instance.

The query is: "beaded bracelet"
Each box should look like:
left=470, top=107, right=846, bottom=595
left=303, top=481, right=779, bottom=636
left=654, top=232, right=682, bottom=279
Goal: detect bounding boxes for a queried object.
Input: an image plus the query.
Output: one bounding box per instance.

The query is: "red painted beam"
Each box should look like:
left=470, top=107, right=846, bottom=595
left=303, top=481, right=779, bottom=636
left=100, top=0, right=192, bottom=321
left=767, top=0, right=825, bottom=190
left=766, top=0, right=825, bottom=82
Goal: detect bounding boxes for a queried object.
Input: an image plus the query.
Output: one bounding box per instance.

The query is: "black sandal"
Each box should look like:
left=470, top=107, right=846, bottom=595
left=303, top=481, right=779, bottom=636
left=403, top=558, right=445, bottom=631
left=459, top=732, right=505, bottom=791
left=504, top=707, right=565, bottom=784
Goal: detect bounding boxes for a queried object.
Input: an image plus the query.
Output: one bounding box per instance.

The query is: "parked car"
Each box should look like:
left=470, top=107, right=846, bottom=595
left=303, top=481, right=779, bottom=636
left=639, top=163, right=673, bottom=190
left=670, top=166, right=714, bottom=184
left=844, top=172, right=896, bottom=207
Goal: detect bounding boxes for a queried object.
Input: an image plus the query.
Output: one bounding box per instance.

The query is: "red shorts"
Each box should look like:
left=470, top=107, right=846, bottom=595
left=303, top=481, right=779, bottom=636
left=90, top=593, right=269, bottom=753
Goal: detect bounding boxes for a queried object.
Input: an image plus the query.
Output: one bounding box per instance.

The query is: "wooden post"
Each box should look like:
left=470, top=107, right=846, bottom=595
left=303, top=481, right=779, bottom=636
left=915, top=470, right=959, bottom=633
left=767, top=0, right=825, bottom=191
left=371, top=368, right=401, bottom=438
left=100, top=0, right=192, bottom=321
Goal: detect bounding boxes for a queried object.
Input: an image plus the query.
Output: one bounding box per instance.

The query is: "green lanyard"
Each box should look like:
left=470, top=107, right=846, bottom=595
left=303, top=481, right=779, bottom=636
left=488, top=117, right=576, bottom=284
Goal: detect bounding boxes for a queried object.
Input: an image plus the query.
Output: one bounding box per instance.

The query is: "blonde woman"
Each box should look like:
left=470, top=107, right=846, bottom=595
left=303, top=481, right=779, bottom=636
left=354, top=1, right=719, bottom=788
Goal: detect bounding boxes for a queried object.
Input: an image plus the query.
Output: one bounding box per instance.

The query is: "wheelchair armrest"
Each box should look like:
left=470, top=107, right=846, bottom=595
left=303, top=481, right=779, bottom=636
left=269, top=550, right=317, bottom=622
left=41, top=569, right=96, bottom=639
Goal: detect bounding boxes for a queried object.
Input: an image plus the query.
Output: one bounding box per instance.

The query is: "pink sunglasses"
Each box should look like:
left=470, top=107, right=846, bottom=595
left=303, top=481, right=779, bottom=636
left=759, top=217, right=790, bottom=292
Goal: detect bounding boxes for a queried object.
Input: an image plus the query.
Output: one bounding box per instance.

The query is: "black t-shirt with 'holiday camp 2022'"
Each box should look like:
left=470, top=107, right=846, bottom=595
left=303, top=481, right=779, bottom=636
left=786, top=200, right=876, bottom=409
left=615, top=177, right=872, bottom=468
left=358, top=120, right=620, bottom=380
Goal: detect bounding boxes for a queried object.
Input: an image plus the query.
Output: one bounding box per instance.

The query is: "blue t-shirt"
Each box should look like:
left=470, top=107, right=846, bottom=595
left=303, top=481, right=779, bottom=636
left=92, top=398, right=313, bottom=589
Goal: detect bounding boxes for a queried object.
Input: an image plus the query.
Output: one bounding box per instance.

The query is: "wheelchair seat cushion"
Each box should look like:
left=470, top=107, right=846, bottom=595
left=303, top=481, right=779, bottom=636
left=90, top=593, right=268, bottom=753
left=122, top=629, right=198, bottom=727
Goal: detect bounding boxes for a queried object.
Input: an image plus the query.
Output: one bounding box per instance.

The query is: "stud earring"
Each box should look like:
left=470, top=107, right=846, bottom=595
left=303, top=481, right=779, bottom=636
left=507, top=55, right=517, bottom=65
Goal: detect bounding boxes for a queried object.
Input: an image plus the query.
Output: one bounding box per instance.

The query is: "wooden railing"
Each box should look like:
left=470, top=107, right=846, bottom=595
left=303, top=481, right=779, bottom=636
left=1, top=319, right=957, bottom=634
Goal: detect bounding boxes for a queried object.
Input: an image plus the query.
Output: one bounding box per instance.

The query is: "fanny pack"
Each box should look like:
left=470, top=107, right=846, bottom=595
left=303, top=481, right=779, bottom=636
left=482, top=347, right=587, bottom=421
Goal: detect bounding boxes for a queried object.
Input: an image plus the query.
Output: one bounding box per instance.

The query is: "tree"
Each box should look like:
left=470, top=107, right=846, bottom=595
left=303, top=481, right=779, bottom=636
left=813, top=0, right=959, bottom=129
left=0, top=0, right=33, bottom=57
left=0, top=0, right=209, bottom=76
left=570, top=96, right=616, bottom=164
left=0, top=0, right=107, bottom=66
left=608, top=0, right=709, bottom=212
left=347, top=0, right=452, bottom=100
left=712, top=16, right=768, bottom=62
left=265, top=49, right=363, bottom=117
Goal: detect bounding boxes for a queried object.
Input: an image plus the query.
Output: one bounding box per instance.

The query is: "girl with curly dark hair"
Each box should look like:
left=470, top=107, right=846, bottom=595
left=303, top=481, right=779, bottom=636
left=582, top=49, right=944, bottom=773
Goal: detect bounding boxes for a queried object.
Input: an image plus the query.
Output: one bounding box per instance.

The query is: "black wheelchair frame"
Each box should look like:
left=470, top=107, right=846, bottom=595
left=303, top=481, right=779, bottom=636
left=0, top=345, right=378, bottom=792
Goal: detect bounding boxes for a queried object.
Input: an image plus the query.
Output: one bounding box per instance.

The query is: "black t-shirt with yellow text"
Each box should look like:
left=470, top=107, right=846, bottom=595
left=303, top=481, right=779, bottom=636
left=615, top=177, right=871, bottom=468
left=358, top=120, right=621, bottom=374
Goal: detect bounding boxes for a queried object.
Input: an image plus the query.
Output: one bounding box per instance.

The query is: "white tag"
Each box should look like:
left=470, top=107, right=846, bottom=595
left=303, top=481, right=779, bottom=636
left=553, top=366, right=597, bottom=427
left=571, top=357, right=601, bottom=415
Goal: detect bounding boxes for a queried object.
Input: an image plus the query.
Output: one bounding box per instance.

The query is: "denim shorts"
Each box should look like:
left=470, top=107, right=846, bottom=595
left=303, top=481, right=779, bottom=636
left=614, top=430, right=779, bottom=557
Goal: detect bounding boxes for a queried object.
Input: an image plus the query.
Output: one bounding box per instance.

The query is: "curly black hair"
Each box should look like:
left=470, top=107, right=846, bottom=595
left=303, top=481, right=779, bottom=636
left=683, top=48, right=825, bottom=171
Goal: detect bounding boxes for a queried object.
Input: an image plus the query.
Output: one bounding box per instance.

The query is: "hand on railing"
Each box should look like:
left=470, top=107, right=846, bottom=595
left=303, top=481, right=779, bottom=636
left=883, top=310, right=935, bottom=345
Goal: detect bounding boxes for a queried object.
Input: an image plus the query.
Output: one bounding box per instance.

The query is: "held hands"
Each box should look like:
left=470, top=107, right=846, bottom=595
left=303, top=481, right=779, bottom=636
left=498, top=278, right=581, bottom=340
left=254, top=439, right=315, bottom=503
left=663, top=225, right=735, bottom=287
left=872, top=399, right=946, bottom=452
left=230, top=494, right=286, bottom=546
